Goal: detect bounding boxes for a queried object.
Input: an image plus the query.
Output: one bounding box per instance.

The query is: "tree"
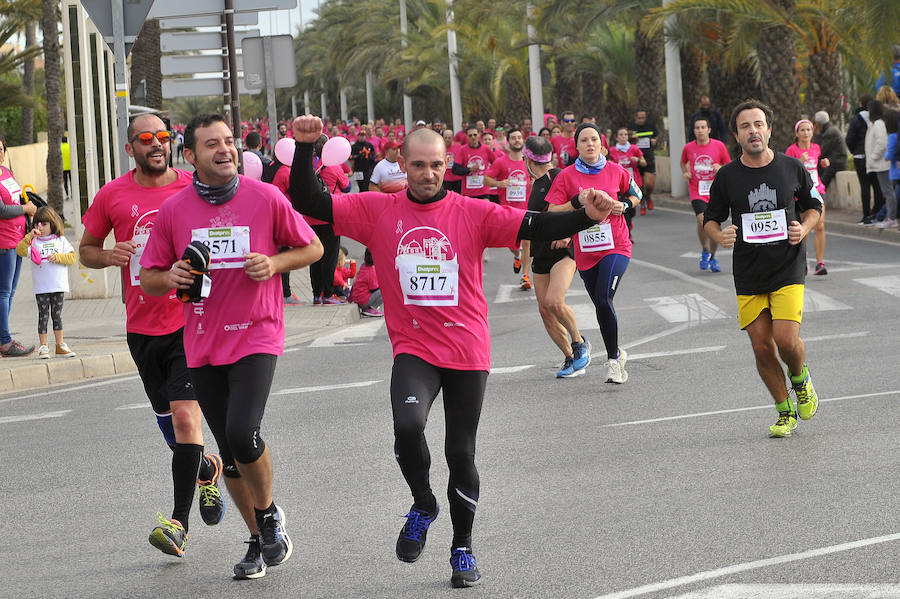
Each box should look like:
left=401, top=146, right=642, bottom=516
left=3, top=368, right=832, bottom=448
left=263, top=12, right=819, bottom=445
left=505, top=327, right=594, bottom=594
left=130, top=19, right=162, bottom=109
left=41, top=0, right=63, bottom=213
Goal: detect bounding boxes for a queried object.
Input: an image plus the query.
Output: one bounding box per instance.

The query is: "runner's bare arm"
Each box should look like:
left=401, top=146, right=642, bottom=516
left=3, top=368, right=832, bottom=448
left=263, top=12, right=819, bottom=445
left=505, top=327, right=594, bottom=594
left=79, top=230, right=136, bottom=269
left=704, top=221, right=737, bottom=249
left=788, top=209, right=821, bottom=245
left=139, top=262, right=194, bottom=295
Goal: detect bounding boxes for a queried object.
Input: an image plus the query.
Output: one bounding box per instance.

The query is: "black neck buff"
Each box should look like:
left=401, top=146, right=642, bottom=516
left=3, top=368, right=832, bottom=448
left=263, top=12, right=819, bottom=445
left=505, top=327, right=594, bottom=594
left=406, top=187, right=447, bottom=204
left=193, top=172, right=240, bottom=205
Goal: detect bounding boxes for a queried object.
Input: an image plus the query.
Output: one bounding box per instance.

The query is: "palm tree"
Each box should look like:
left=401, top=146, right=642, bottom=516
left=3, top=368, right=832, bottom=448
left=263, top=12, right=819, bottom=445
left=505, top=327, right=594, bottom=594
left=41, top=0, right=63, bottom=212
left=130, top=19, right=162, bottom=109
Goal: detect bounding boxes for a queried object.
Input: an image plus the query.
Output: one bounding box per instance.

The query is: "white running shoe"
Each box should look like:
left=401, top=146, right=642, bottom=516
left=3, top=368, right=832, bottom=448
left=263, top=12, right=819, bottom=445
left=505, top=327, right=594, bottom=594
left=37, top=345, right=50, bottom=359
left=605, top=349, right=628, bottom=384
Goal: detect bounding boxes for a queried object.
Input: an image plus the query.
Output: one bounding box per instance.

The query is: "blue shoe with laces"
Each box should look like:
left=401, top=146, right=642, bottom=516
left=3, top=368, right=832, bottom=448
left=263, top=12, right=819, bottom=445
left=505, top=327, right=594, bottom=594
left=571, top=337, right=591, bottom=371
left=709, top=257, right=721, bottom=273
left=450, top=547, right=481, bottom=587
left=699, top=250, right=710, bottom=271
left=396, top=504, right=439, bottom=562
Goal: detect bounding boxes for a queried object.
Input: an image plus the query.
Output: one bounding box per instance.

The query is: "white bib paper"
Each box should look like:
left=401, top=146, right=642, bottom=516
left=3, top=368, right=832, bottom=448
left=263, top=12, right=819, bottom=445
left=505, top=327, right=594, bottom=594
left=466, top=174, right=483, bottom=189
left=191, top=226, right=251, bottom=269
left=506, top=185, right=527, bottom=202
left=741, top=209, right=788, bottom=244
left=578, top=222, right=615, bottom=252
left=396, top=254, right=459, bottom=306
left=1, top=177, right=21, bottom=197
left=698, top=179, right=712, bottom=196
left=637, top=137, right=650, bottom=149
left=352, top=171, right=364, bottom=181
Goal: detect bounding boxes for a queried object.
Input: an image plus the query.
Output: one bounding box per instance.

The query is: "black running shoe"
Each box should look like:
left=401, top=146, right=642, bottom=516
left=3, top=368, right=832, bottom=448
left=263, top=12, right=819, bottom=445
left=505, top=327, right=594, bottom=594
left=256, top=505, right=293, bottom=566
left=450, top=547, right=481, bottom=587
left=233, top=535, right=266, bottom=579
left=198, top=454, right=226, bottom=525
left=396, top=504, right=439, bottom=562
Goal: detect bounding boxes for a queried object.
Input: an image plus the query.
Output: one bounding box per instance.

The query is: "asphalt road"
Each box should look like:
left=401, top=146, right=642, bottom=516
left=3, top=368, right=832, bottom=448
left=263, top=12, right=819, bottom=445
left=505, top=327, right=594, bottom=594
left=4, top=205, right=900, bottom=599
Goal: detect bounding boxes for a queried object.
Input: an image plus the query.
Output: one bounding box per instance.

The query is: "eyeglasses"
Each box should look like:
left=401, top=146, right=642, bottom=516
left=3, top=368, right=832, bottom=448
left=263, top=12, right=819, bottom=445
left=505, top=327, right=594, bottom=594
left=562, top=118, right=576, bottom=123
left=130, top=130, right=171, bottom=145
left=467, top=133, right=480, bottom=137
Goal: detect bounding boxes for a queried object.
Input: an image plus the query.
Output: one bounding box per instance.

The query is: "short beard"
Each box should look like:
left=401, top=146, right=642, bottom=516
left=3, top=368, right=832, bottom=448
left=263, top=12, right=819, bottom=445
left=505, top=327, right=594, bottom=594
left=134, top=151, right=169, bottom=174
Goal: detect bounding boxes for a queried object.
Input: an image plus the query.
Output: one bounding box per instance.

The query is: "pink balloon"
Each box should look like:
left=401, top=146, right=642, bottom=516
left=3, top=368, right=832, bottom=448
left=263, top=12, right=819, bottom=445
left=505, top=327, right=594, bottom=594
left=321, top=136, right=352, bottom=167
left=243, top=151, right=263, bottom=180
left=274, top=138, right=296, bottom=166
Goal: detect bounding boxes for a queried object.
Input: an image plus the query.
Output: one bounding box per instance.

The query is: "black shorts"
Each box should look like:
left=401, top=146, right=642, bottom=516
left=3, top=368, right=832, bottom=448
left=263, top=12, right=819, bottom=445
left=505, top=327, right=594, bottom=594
left=691, top=199, right=709, bottom=215
left=127, top=328, right=195, bottom=414
left=443, top=179, right=462, bottom=193
left=638, top=161, right=656, bottom=175
left=531, top=247, right=575, bottom=275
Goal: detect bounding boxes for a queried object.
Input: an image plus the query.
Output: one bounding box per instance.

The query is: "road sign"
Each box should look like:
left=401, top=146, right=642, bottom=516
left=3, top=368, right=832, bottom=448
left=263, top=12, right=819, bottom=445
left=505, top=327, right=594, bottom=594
left=161, top=54, right=244, bottom=76
left=162, top=77, right=260, bottom=98
left=161, top=29, right=259, bottom=52
left=160, top=13, right=258, bottom=29
left=80, top=0, right=154, bottom=54
left=148, top=0, right=296, bottom=19
left=242, top=35, right=296, bottom=89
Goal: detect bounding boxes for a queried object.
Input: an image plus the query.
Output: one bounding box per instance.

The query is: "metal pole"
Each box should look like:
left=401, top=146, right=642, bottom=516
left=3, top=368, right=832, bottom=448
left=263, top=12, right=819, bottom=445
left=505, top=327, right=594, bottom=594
left=340, top=87, right=348, bottom=122
left=304, top=90, right=310, bottom=114
left=400, top=0, right=412, bottom=128
left=224, top=0, right=243, bottom=169
left=221, top=13, right=232, bottom=127
left=527, top=3, right=544, bottom=131
left=366, top=70, right=374, bottom=124
left=291, top=94, right=297, bottom=118
left=446, top=0, right=462, bottom=133
left=263, top=36, right=278, bottom=155
left=110, top=0, right=130, bottom=176
left=663, top=0, right=686, bottom=197
left=320, top=89, right=327, bottom=120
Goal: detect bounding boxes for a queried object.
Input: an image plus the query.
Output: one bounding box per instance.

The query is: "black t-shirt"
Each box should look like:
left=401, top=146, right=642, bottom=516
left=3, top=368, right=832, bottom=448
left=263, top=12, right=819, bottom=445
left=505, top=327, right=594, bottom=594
left=350, top=141, right=377, bottom=177
left=704, top=152, right=822, bottom=295
left=527, top=168, right=573, bottom=264
left=628, top=121, right=657, bottom=163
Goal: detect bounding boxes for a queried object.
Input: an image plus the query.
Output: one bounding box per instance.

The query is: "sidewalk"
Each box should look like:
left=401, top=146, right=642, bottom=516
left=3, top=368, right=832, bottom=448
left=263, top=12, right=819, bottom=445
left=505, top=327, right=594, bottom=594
left=0, top=264, right=358, bottom=393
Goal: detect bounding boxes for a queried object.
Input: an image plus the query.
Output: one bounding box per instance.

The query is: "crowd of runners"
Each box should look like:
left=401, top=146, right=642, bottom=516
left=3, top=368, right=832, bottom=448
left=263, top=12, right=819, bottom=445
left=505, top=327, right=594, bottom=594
left=83, top=95, right=827, bottom=587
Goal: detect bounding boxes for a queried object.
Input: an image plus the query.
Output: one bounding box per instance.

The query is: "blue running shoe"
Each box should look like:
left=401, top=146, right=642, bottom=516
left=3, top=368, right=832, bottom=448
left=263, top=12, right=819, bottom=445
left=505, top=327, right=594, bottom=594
left=699, top=250, right=710, bottom=271
left=450, top=547, right=481, bottom=588
left=571, top=337, right=591, bottom=371
left=396, top=504, right=439, bottom=562
left=708, top=257, right=721, bottom=273
left=556, top=356, right=581, bottom=378
left=256, top=505, right=292, bottom=567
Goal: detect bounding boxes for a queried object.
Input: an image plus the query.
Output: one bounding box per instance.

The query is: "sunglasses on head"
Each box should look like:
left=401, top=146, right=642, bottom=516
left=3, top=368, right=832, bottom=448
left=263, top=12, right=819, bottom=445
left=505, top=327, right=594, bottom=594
left=130, top=130, right=171, bottom=145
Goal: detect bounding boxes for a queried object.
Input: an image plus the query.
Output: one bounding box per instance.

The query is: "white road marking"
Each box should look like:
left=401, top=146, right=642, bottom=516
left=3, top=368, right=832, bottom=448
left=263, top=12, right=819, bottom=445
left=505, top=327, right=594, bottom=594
left=0, top=409, right=71, bottom=424
left=622, top=323, right=690, bottom=349
left=630, top=258, right=728, bottom=292
left=854, top=274, right=900, bottom=297
left=493, top=284, right=587, bottom=304
left=644, top=293, right=729, bottom=323
left=272, top=379, right=384, bottom=395
left=804, top=331, right=869, bottom=342
left=116, top=402, right=150, bottom=410
left=828, top=229, right=900, bottom=246
left=309, top=320, right=385, bottom=347
left=572, top=303, right=600, bottom=330
left=0, top=374, right=141, bottom=405
left=591, top=532, right=900, bottom=599
left=803, top=288, right=851, bottom=312
left=680, top=249, right=733, bottom=258
left=669, top=583, right=900, bottom=598
left=627, top=346, right=725, bottom=360
left=603, top=390, right=900, bottom=428
left=491, top=365, right=534, bottom=374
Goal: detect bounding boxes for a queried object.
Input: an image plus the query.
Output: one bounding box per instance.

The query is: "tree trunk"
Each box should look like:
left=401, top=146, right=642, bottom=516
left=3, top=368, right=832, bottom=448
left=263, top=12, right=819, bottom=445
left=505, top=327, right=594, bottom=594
left=757, top=0, right=800, bottom=152
left=130, top=19, right=163, bottom=109
left=680, top=46, right=704, bottom=128
left=708, top=58, right=762, bottom=126
left=41, top=0, right=64, bottom=214
left=634, top=27, right=665, bottom=128
left=22, top=21, right=36, bottom=145
left=807, top=42, right=841, bottom=119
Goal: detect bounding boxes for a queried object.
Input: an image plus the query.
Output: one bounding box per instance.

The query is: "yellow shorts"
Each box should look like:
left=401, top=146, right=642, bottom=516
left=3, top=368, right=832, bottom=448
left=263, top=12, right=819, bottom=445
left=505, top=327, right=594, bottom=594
left=736, top=284, right=804, bottom=329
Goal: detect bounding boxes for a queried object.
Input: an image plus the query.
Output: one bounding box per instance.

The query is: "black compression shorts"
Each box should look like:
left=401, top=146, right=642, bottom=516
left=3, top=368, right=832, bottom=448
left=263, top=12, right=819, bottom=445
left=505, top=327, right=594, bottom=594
left=127, top=328, right=195, bottom=414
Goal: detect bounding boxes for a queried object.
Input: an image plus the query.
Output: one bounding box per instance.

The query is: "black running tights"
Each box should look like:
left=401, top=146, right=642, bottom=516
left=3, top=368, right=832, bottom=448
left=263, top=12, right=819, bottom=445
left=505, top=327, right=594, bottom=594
left=390, top=353, right=488, bottom=549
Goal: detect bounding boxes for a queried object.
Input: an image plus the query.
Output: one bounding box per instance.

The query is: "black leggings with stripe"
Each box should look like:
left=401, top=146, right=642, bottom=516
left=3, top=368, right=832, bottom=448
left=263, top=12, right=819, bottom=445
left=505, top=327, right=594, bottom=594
left=390, top=353, right=488, bottom=549
left=579, top=253, right=630, bottom=360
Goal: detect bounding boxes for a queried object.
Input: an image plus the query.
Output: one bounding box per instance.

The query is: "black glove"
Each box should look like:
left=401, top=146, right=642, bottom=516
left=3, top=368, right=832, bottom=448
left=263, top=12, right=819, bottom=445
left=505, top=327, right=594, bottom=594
left=177, top=241, right=211, bottom=303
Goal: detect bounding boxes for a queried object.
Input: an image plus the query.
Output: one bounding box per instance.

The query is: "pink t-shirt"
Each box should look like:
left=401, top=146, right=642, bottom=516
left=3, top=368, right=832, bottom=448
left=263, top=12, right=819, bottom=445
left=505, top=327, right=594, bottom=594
left=140, top=176, right=317, bottom=367
left=544, top=164, right=633, bottom=271
left=367, top=136, right=383, bottom=157
left=608, top=144, right=645, bottom=188
left=454, top=130, right=468, bottom=145
left=550, top=135, right=577, bottom=166
left=680, top=139, right=731, bottom=201
left=332, top=190, right=522, bottom=370
left=485, top=154, right=530, bottom=206
left=444, top=144, right=463, bottom=183
left=785, top=143, right=825, bottom=194
left=349, top=263, right=379, bottom=305
left=457, top=144, right=495, bottom=197
left=82, top=169, right=193, bottom=335
left=0, top=167, right=25, bottom=250
left=321, top=164, right=350, bottom=194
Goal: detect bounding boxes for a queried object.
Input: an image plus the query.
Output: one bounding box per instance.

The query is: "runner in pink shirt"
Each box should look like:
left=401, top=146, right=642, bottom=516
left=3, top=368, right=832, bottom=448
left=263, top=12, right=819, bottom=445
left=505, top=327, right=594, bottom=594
left=452, top=126, right=495, bottom=199
left=289, top=116, right=615, bottom=589
left=608, top=127, right=646, bottom=195
left=484, top=128, right=532, bottom=288
left=140, top=114, right=323, bottom=581
left=441, top=129, right=463, bottom=194
left=680, top=117, right=731, bottom=272
left=786, top=118, right=829, bottom=274
left=79, top=113, right=226, bottom=559
left=546, top=123, right=642, bottom=385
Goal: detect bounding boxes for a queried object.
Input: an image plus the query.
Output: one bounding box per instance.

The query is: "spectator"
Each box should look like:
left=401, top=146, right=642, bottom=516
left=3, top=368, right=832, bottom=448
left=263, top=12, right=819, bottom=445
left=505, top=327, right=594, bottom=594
left=866, top=100, right=897, bottom=228
left=349, top=248, right=383, bottom=317
left=61, top=137, right=71, bottom=197
left=349, top=129, right=377, bottom=193
left=846, top=94, right=882, bottom=224
left=887, top=109, right=900, bottom=224
left=688, top=95, right=728, bottom=142
left=876, top=85, right=900, bottom=111
left=875, top=44, right=900, bottom=96
left=332, top=245, right=356, bottom=301
left=813, top=111, right=848, bottom=190
left=245, top=131, right=271, bottom=167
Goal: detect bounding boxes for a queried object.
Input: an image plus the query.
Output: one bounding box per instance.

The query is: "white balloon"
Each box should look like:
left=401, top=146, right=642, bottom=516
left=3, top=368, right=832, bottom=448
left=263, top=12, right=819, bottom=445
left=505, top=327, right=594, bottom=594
left=321, top=136, right=352, bottom=167
left=274, top=138, right=296, bottom=166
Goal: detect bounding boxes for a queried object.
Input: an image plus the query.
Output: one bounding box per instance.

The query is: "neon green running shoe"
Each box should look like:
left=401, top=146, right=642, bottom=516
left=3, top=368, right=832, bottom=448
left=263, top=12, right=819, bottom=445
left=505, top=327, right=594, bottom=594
left=793, top=367, right=818, bottom=420
left=769, top=412, right=798, bottom=438
left=149, top=512, right=187, bottom=557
